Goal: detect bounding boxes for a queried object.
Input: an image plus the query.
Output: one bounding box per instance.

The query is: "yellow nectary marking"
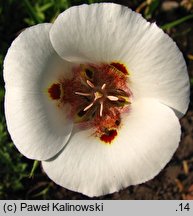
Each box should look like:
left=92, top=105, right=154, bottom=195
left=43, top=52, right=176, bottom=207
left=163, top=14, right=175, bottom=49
left=110, top=62, right=129, bottom=75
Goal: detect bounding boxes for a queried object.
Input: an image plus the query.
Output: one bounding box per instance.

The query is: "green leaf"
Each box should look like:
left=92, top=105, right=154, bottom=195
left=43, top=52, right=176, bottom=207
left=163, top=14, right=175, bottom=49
left=39, top=3, right=54, bottom=12
left=88, top=0, right=99, bottom=3
left=32, top=186, right=50, bottom=198
left=145, top=0, right=159, bottom=19
left=0, top=89, right=4, bottom=103
left=190, top=78, right=193, bottom=86
left=29, top=160, right=39, bottom=178
left=161, top=14, right=193, bottom=30
left=23, top=0, right=42, bottom=24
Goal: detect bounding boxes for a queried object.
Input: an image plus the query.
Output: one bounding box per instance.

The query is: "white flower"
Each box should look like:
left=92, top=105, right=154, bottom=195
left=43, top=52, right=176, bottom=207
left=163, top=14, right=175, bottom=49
left=4, top=3, right=190, bottom=197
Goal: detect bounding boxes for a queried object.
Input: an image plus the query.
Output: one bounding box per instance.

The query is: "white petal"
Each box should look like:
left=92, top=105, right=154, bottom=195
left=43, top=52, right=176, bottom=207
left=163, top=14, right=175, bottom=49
left=50, top=3, right=189, bottom=117
left=42, top=98, right=181, bottom=197
left=128, top=23, right=190, bottom=118
left=4, top=24, right=73, bottom=160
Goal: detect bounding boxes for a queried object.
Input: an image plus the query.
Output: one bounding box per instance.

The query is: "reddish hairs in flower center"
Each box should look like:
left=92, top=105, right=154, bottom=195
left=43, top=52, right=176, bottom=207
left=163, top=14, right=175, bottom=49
left=48, top=62, right=131, bottom=144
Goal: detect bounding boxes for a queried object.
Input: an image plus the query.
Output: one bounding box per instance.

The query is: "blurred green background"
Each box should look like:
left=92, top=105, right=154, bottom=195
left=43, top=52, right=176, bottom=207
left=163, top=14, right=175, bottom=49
left=0, top=0, right=193, bottom=199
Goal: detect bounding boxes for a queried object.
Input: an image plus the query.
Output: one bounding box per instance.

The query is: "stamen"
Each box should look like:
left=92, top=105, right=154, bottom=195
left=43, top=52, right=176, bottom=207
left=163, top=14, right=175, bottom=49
left=101, top=83, right=106, bottom=90
left=100, top=101, right=104, bottom=117
left=107, top=95, right=119, bottom=101
left=86, top=80, right=95, bottom=88
left=84, top=102, right=94, bottom=111
left=75, top=92, right=91, bottom=96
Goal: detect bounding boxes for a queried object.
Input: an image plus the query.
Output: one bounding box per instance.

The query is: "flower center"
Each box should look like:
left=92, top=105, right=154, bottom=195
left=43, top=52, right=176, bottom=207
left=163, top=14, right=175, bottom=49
left=48, top=62, right=132, bottom=144
left=75, top=80, right=122, bottom=117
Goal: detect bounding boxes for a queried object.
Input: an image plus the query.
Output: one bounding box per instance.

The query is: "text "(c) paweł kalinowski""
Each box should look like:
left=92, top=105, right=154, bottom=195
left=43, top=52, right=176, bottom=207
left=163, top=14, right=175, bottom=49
left=20, top=202, right=104, bottom=212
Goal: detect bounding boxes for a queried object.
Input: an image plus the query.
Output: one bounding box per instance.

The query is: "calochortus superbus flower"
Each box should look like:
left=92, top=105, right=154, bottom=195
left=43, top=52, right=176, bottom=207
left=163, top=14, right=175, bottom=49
left=4, top=3, right=190, bottom=197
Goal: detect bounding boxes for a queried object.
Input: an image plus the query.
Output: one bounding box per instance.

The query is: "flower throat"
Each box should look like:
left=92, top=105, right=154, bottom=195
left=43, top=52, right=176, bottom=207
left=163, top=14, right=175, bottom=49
left=48, top=63, right=131, bottom=143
